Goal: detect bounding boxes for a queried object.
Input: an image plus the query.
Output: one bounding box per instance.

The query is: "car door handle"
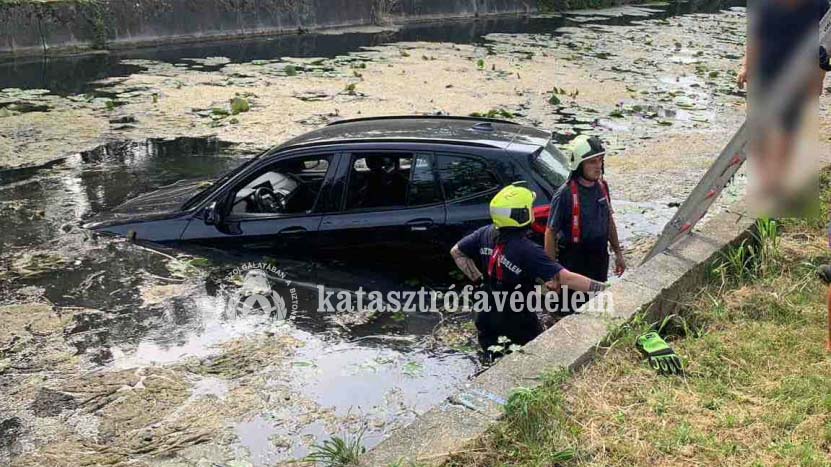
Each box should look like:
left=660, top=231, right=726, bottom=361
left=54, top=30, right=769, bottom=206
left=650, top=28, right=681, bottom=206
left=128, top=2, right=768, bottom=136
left=279, top=226, right=307, bottom=234
left=407, top=219, right=434, bottom=231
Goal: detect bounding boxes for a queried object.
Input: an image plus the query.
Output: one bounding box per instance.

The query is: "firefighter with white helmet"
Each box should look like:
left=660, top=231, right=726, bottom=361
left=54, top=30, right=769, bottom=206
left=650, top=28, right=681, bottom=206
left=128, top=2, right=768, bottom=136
left=544, top=135, right=625, bottom=313
left=451, top=182, right=605, bottom=357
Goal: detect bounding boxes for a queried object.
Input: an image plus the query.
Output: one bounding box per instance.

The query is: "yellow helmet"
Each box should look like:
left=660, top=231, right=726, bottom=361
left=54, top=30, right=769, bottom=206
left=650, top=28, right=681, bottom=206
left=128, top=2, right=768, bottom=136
left=489, top=183, right=536, bottom=229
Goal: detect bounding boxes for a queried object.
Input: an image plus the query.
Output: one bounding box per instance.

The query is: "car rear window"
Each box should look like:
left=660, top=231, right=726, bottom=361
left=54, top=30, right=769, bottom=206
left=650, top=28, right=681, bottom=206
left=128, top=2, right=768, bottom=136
left=437, top=155, right=500, bottom=200
left=532, top=141, right=570, bottom=190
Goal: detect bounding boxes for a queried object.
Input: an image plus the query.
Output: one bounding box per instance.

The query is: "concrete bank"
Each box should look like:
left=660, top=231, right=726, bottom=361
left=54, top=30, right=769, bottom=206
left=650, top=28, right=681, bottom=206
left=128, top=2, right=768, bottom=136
left=361, top=200, right=758, bottom=465
left=0, top=0, right=539, bottom=58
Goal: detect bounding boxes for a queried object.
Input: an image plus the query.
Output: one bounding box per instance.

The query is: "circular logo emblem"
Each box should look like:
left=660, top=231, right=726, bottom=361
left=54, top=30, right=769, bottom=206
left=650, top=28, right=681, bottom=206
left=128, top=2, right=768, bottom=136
left=222, top=264, right=297, bottom=321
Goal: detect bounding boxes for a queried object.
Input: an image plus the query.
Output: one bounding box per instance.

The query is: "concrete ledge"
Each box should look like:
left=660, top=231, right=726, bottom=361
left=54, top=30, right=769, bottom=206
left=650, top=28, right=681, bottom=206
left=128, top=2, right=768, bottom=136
left=361, top=204, right=757, bottom=466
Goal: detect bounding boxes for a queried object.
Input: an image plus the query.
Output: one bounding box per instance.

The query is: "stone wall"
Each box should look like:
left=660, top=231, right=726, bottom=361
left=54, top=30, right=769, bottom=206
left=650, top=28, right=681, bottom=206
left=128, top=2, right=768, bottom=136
left=0, top=0, right=537, bottom=57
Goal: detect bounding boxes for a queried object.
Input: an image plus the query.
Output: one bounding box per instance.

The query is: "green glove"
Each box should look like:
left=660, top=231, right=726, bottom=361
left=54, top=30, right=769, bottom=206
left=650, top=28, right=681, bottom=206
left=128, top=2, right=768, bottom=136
left=636, top=332, right=683, bottom=375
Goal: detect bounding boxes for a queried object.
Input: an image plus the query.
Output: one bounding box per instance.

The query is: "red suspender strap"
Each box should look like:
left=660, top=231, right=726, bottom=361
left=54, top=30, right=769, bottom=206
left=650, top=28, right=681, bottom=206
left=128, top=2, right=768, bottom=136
left=599, top=180, right=611, bottom=204
left=570, top=179, right=613, bottom=245
left=570, top=180, right=581, bottom=244
left=487, top=243, right=506, bottom=281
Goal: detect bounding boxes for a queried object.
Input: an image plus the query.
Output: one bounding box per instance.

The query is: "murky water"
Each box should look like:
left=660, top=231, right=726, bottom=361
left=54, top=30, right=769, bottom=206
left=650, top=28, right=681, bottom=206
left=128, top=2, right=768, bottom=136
left=0, top=134, right=478, bottom=464
left=0, top=0, right=742, bottom=95
left=0, top=2, right=751, bottom=465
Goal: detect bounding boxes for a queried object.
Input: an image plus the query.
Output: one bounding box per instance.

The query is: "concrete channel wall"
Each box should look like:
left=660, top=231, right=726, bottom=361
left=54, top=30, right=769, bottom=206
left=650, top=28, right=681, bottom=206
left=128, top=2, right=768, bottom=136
left=361, top=201, right=758, bottom=465
left=0, top=0, right=536, bottom=57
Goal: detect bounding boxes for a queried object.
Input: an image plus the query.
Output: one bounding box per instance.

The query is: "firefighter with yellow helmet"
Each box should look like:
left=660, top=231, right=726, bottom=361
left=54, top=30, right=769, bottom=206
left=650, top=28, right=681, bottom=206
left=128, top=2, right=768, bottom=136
left=544, top=135, right=625, bottom=313
left=451, top=183, right=605, bottom=355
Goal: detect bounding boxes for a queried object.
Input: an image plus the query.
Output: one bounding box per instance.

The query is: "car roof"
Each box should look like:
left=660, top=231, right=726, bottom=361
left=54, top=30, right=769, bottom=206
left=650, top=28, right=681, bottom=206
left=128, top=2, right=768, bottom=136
left=274, top=116, right=552, bottom=153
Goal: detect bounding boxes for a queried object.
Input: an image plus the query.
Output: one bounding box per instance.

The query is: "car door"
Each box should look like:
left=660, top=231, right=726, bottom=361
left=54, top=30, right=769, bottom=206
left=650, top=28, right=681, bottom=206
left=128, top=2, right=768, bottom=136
left=436, top=153, right=504, bottom=247
left=318, top=151, right=446, bottom=255
left=181, top=153, right=338, bottom=254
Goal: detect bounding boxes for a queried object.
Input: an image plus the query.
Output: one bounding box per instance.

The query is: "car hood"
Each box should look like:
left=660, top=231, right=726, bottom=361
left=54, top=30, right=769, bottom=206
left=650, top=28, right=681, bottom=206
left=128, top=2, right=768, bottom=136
left=85, top=180, right=211, bottom=227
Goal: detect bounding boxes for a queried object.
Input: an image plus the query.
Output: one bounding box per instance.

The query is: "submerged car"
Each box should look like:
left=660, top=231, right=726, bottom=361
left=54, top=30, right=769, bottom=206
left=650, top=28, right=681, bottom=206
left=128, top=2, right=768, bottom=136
left=84, top=116, right=572, bottom=254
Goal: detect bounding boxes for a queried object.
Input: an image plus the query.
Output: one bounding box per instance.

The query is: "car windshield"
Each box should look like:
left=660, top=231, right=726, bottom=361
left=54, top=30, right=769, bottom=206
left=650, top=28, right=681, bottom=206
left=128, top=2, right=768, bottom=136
left=531, top=140, right=570, bottom=189
left=181, top=156, right=257, bottom=210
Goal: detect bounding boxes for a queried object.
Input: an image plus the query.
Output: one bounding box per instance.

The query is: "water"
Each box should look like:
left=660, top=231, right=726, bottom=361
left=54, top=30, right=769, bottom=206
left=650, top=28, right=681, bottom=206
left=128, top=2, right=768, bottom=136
left=0, top=2, right=747, bottom=464
left=0, top=0, right=743, bottom=95
left=0, top=135, right=477, bottom=464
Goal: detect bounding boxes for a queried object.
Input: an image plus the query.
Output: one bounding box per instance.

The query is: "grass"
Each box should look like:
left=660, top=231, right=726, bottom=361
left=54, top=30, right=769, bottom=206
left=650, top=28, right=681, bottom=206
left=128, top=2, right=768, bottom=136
left=304, top=429, right=366, bottom=466
left=446, top=175, right=831, bottom=466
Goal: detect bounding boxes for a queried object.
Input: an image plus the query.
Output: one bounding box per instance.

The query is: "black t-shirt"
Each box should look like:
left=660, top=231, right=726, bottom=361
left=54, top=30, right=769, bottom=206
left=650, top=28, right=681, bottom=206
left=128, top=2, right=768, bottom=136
left=457, top=225, right=564, bottom=292
left=751, top=0, right=829, bottom=83
left=547, top=180, right=612, bottom=249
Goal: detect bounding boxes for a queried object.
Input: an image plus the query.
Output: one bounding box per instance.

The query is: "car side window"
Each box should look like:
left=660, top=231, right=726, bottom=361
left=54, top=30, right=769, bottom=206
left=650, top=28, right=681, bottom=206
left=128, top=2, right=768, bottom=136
left=406, top=154, right=441, bottom=206
left=229, top=154, right=332, bottom=216
left=345, top=153, right=441, bottom=210
left=437, top=155, right=500, bottom=201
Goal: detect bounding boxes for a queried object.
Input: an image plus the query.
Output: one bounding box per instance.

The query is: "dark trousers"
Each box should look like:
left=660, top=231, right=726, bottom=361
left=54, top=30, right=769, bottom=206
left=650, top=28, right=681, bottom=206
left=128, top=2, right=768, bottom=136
left=557, top=240, right=609, bottom=313
left=475, top=307, right=543, bottom=356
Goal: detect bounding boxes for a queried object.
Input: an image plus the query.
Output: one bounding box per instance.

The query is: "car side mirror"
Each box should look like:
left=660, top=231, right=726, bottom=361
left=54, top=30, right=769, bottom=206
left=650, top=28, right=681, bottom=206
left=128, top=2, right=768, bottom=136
left=203, top=201, right=222, bottom=226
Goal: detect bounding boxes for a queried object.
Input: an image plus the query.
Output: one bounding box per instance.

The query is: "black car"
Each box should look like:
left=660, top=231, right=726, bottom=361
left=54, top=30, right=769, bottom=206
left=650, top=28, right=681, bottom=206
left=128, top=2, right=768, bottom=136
left=84, top=116, right=571, bottom=254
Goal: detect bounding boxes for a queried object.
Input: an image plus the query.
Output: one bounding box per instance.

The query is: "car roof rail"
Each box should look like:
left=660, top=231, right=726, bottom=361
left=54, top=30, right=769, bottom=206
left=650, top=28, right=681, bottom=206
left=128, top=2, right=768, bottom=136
left=326, top=115, right=519, bottom=126
left=277, top=137, right=503, bottom=153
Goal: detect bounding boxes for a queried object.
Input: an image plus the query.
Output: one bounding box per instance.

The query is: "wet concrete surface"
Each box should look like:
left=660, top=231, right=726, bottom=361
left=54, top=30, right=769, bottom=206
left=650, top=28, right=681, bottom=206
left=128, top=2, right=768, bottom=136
left=3, top=1, right=825, bottom=465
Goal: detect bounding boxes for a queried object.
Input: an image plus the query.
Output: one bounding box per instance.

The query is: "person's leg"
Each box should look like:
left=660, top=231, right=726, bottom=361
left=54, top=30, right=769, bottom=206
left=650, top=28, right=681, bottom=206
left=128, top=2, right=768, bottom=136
left=477, top=330, right=499, bottom=362
left=755, top=130, right=784, bottom=195
left=752, top=93, right=804, bottom=207
left=478, top=311, right=543, bottom=360
left=509, top=311, right=544, bottom=346
left=553, top=247, right=578, bottom=314
left=475, top=308, right=504, bottom=361
left=555, top=246, right=593, bottom=314
left=827, top=286, right=831, bottom=353
left=567, top=245, right=609, bottom=313
left=817, top=265, right=831, bottom=352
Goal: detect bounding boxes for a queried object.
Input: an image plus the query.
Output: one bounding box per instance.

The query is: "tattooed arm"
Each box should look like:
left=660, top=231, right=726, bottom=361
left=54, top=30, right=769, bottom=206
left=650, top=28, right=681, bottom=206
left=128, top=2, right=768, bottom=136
left=549, top=269, right=607, bottom=293
left=451, top=244, right=483, bottom=283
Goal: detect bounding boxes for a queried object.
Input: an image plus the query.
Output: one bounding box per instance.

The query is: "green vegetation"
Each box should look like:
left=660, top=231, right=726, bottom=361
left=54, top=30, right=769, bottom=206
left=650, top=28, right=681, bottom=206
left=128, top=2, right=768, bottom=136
left=469, top=108, right=514, bottom=119
left=103, top=99, right=124, bottom=111
left=3, top=0, right=113, bottom=48
left=549, top=86, right=578, bottom=106
left=230, top=96, right=250, bottom=115
left=81, top=0, right=108, bottom=49
left=305, top=429, right=366, bottom=466
left=447, top=174, right=831, bottom=466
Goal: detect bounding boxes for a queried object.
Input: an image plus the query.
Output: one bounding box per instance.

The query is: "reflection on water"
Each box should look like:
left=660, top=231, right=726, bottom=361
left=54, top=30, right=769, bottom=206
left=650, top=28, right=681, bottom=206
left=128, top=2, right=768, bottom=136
left=0, top=135, right=477, bottom=465
left=230, top=331, right=475, bottom=466
left=0, top=136, right=242, bottom=248
left=0, top=0, right=743, bottom=95
left=0, top=1, right=746, bottom=461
